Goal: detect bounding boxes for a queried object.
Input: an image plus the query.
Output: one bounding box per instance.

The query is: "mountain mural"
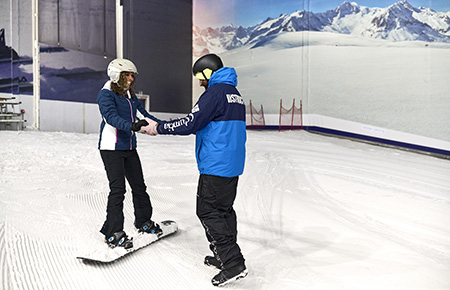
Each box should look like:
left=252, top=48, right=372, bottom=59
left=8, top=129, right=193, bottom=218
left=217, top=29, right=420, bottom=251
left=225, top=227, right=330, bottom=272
left=193, top=0, right=450, bottom=55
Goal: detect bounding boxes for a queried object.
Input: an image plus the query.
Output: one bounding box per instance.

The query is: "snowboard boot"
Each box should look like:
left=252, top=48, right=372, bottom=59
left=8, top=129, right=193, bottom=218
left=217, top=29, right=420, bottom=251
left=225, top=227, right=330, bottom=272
left=105, top=231, right=133, bottom=249
left=211, top=264, right=248, bottom=287
left=138, top=220, right=163, bottom=236
left=204, top=256, right=223, bottom=270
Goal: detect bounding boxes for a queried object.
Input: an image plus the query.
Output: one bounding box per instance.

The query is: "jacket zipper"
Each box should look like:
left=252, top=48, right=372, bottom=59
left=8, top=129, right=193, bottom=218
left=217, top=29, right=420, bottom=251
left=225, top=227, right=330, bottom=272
left=126, top=98, right=134, bottom=150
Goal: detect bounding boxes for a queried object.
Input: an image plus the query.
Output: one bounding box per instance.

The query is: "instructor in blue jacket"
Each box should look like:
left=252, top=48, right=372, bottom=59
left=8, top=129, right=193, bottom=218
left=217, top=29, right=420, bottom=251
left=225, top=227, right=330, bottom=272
left=143, top=54, right=248, bottom=287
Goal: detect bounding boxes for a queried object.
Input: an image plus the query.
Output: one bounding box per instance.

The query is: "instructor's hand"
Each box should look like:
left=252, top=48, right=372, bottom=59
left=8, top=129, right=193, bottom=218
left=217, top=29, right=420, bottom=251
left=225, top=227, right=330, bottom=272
left=142, top=118, right=159, bottom=135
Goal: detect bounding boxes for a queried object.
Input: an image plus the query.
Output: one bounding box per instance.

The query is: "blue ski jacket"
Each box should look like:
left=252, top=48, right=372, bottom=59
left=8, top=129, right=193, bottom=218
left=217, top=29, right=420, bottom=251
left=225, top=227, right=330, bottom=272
left=97, top=81, right=161, bottom=150
left=157, top=67, right=247, bottom=177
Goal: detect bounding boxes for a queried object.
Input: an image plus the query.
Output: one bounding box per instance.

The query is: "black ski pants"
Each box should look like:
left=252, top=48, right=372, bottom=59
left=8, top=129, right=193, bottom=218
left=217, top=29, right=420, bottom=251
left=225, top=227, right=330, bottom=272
left=196, top=174, right=245, bottom=270
left=99, top=150, right=152, bottom=238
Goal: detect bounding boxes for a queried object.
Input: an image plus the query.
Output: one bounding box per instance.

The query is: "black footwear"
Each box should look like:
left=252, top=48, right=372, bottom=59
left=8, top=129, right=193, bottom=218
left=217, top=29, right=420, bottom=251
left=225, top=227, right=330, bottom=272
left=105, top=231, right=133, bottom=249
left=138, top=220, right=163, bottom=236
left=204, top=256, right=223, bottom=269
left=211, top=264, right=248, bottom=287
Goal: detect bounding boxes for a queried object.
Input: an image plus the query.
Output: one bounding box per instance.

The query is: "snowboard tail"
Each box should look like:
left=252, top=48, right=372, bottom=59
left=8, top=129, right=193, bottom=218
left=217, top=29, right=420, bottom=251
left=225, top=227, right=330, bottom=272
left=77, top=220, right=178, bottom=263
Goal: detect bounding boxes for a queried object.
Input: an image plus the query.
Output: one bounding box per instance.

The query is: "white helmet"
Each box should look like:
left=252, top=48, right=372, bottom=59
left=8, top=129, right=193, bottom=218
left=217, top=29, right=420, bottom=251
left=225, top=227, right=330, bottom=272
left=107, top=58, right=138, bottom=83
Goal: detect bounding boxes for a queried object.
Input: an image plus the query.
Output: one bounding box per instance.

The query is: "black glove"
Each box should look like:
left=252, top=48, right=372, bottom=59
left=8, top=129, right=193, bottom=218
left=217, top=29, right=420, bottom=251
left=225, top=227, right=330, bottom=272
left=131, top=119, right=149, bottom=132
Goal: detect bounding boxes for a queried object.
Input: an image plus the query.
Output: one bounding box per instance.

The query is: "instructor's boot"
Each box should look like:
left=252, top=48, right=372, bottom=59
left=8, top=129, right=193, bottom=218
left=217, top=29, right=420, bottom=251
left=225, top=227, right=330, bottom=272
left=204, top=256, right=223, bottom=269
left=211, top=264, right=248, bottom=287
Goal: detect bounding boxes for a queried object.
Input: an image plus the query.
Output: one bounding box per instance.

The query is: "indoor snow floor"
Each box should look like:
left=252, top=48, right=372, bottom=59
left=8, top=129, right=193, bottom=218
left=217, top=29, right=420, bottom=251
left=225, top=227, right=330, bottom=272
left=1, top=130, right=449, bottom=290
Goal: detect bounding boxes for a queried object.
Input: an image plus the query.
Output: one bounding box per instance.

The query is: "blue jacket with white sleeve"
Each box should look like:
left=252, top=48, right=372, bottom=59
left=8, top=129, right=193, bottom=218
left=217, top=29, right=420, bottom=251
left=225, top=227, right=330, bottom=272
left=97, top=81, right=162, bottom=150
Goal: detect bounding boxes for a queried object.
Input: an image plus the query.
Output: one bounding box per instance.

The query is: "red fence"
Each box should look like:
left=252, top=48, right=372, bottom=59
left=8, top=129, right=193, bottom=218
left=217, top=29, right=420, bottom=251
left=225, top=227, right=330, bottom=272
left=279, top=99, right=302, bottom=131
left=246, top=100, right=266, bottom=129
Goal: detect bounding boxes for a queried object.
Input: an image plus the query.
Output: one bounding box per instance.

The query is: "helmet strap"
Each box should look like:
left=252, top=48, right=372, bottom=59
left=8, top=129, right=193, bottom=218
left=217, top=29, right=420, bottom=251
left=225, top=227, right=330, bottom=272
left=202, top=71, right=208, bottom=80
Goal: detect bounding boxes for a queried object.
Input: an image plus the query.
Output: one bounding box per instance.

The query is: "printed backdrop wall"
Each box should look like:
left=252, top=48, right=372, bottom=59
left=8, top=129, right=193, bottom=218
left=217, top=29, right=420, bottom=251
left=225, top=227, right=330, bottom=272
left=1, top=0, right=449, bottom=150
left=1, top=0, right=192, bottom=118
left=193, top=0, right=450, bottom=144
left=0, top=0, right=33, bottom=95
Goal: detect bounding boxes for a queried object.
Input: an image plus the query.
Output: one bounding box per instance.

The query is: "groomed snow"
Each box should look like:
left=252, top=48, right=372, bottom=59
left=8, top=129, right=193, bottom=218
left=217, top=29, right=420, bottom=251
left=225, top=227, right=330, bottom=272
left=1, top=130, right=449, bottom=289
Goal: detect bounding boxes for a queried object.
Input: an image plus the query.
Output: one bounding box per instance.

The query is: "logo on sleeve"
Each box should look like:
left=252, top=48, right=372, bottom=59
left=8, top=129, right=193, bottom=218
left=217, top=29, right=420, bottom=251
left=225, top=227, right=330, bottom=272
left=191, top=104, right=200, bottom=113
left=163, top=113, right=194, bottom=132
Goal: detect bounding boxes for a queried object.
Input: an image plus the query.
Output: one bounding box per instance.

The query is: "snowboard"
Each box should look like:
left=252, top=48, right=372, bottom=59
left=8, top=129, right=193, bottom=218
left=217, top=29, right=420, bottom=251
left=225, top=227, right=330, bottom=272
left=77, top=220, right=178, bottom=263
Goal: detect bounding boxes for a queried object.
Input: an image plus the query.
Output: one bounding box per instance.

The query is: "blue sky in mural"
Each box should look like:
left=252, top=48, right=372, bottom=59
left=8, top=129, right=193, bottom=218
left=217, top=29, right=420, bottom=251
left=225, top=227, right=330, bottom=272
left=194, top=0, right=450, bottom=28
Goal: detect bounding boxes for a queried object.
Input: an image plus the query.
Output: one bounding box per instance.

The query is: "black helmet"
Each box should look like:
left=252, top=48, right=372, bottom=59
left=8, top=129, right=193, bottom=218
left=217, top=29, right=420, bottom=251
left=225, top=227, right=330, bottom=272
left=192, top=54, right=223, bottom=80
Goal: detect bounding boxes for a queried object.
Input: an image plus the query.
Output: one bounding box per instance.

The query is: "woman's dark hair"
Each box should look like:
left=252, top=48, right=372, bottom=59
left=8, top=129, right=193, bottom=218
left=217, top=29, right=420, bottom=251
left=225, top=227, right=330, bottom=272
left=111, top=72, right=135, bottom=96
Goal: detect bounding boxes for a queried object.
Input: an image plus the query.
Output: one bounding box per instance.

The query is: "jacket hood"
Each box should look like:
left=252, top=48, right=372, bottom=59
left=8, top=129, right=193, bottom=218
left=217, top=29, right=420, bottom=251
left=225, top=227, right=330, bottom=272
left=208, top=67, right=237, bottom=87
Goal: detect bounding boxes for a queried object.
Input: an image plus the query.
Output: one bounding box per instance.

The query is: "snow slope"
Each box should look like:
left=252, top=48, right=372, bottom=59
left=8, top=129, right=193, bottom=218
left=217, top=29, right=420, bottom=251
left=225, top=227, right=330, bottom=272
left=1, top=130, right=449, bottom=289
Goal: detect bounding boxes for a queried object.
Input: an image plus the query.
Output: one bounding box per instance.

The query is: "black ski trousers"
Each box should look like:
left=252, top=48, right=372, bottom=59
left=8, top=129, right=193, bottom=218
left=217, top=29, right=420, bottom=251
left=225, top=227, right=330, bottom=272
left=99, top=150, right=152, bottom=238
left=196, top=174, right=245, bottom=270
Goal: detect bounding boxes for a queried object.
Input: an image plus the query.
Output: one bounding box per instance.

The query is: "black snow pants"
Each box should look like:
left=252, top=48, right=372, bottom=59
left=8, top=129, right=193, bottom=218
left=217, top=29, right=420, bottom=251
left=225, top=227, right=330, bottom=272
left=99, top=150, right=152, bottom=238
left=196, top=174, right=245, bottom=270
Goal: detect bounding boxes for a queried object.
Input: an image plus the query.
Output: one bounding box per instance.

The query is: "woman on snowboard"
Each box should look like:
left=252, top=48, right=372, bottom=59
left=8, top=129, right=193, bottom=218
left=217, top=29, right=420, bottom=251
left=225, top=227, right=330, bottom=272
left=97, top=58, right=162, bottom=248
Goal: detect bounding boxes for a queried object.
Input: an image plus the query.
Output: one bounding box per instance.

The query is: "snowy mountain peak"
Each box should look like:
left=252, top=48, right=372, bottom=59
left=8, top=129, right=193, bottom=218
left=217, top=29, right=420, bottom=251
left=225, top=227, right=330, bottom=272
left=394, top=0, right=413, bottom=9
left=193, top=1, right=450, bottom=55
left=388, top=0, right=418, bottom=14
left=336, top=1, right=361, bottom=16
